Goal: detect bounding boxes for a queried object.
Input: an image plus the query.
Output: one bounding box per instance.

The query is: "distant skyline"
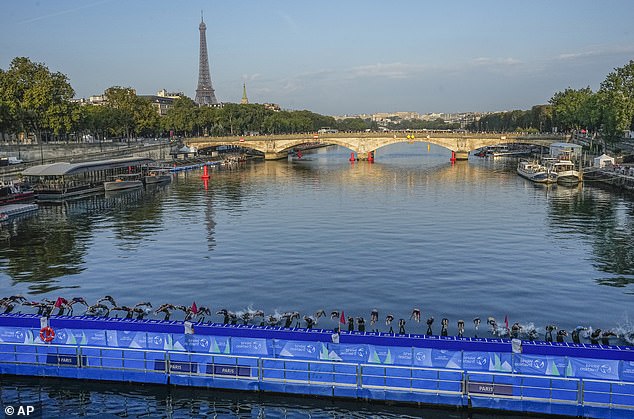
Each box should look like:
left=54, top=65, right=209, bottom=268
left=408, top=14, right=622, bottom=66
left=1, top=0, right=633, bottom=115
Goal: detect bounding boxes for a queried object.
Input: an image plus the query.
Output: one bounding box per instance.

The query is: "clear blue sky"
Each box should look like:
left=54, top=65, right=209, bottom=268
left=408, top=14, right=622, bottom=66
left=1, top=0, right=633, bottom=115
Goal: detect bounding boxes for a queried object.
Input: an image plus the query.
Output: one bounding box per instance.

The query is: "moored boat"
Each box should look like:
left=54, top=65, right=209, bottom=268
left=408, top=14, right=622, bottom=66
left=104, top=173, right=143, bottom=191
left=0, top=181, right=35, bottom=205
left=22, top=157, right=155, bottom=200
left=144, top=168, right=171, bottom=185
left=543, top=158, right=582, bottom=186
left=517, top=160, right=557, bottom=184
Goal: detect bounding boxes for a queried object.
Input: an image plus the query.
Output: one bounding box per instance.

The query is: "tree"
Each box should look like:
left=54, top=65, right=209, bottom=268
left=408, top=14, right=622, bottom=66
left=0, top=57, right=76, bottom=142
left=549, top=87, right=594, bottom=132
left=134, top=97, right=160, bottom=137
left=597, top=60, right=634, bottom=142
left=104, top=86, right=137, bottom=139
left=163, top=96, right=198, bottom=137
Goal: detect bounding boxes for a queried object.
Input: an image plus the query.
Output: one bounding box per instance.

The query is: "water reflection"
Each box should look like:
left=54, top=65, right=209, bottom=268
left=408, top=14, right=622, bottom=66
left=547, top=183, right=634, bottom=283
left=0, top=144, right=633, bottom=317
left=0, top=203, right=89, bottom=293
left=0, top=184, right=172, bottom=293
left=0, top=375, right=527, bottom=418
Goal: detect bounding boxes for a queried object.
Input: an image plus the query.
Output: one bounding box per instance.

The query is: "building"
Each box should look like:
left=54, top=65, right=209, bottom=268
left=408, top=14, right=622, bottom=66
left=140, top=90, right=186, bottom=116
left=157, top=89, right=184, bottom=99
left=263, top=103, right=281, bottom=112
left=241, top=83, right=249, bottom=105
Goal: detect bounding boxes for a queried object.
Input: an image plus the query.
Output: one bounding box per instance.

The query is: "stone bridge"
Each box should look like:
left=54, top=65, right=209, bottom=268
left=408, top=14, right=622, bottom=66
left=185, top=132, right=565, bottom=160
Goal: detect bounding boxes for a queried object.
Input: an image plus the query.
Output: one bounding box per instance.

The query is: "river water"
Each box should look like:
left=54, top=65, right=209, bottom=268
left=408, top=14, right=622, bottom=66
left=1, top=143, right=633, bottom=417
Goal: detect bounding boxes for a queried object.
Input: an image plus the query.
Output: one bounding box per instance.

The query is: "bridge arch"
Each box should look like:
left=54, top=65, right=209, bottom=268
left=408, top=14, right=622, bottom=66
left=186, top=133, right=561, bottom=160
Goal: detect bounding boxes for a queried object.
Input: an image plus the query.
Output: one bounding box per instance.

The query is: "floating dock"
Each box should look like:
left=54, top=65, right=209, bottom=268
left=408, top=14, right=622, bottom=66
left=0, top=203, right=38, bottom=222
left=0, top=314, right=632, bottom=418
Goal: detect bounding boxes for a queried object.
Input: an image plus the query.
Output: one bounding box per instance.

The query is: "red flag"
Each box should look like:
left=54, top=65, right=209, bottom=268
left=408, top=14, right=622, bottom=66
left=504, top=315, right=509, bottom=330
left=54, top=297, right=64, bottom=308
left=340, top=310, right=345, bottom=324
left=191, top=301, right=198, bottom=314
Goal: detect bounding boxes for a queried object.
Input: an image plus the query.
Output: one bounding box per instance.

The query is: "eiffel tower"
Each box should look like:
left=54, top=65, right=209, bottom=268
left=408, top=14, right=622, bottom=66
left=195, top=12, right=218, bottom=106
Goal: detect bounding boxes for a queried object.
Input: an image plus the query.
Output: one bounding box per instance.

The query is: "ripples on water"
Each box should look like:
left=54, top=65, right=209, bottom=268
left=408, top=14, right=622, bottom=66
left=1, top=143, right=634, bottom=415
left=0, top=375, right=531, bottom=418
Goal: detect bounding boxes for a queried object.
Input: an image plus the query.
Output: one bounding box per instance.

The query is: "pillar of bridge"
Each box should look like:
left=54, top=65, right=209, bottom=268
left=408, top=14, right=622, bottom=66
left=454, top=151, right=469, bottom=160
left=264, top=151, right=289, bottom=160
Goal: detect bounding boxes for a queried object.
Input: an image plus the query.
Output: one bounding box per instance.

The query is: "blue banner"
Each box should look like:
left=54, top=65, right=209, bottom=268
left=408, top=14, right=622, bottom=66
left=146, top=332, right=172, bottom=350
left=230, top=337, right=269, bottom=355
left=366, top=345, right=412, bottom=365
left=106, top=330, right=148, bottom=349
left=432, top=349, right=462, bottom=369
left=329, top=343, right=369, bottom=363
left=568, top=357, right=620, bottom=380
left=170, top=334, right=188, bottom=351
left=620, top=361, right=634, bottom=382
left=276, top=340, right=323, bottom=360
left=54, top=329, right=107, bottom=347
left=463, top=351, right=512, bottom=372
left=184, top=335, right=229, bottom=354
left=413, top=348, right=432, bottom=367
left=513, top=354, right=567, bottom=376
left=413, top=348, right=462, bottom=369
left=0, top=327, right=35, bottom=344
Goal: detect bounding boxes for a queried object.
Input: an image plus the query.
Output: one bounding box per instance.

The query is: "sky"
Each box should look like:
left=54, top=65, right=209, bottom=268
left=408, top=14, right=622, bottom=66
left=1, top=1, right=634, bottom=116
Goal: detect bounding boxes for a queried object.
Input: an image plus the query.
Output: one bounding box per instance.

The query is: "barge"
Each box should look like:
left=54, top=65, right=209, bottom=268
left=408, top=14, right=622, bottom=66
left=0, top=314, right=632, bottom=418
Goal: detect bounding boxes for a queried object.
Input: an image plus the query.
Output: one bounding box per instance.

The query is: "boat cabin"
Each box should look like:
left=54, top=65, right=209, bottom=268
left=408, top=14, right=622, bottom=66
left=21, top=157, right=154, bottom=200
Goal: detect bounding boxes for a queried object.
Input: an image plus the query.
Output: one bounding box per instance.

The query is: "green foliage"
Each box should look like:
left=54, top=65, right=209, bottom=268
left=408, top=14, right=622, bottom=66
left=3, top=55, right=634, bottom=146
left=387, top=117, right=459, bottom=131
left=597, top=60, right=634, bottom=142
left=0, top=57, right=77, bottom=141
left=470, top=108, right=548, bottom=132
left=335, top=118, right=371, bottom=131
left=549, top=87, right=594, bottom=131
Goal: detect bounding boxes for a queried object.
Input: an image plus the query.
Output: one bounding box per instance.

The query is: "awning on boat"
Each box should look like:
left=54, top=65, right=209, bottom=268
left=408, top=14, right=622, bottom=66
left=22, top=157, right=155, bottom=177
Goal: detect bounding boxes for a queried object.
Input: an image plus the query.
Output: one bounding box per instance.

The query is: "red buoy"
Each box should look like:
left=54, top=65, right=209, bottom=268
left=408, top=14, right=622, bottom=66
left=450, top=151, right=456, bottom=163
left=349, top=152, right=356, bottom=162
left=201, top=164, right=210, bottom=179
left=368, top=151, right=374, bottom=163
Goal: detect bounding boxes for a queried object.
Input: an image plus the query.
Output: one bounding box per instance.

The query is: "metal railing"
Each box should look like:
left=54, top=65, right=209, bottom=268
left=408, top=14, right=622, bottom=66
left=0, top=342, right=632, bottom=411
left=466, top=371, right=581, bottom=404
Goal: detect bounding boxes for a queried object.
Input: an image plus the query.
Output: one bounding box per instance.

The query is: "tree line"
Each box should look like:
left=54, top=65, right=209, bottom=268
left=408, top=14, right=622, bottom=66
left=470, top=60, right=634, bottom=144
left=0, top=57, right=378, bottom=142
left=2, top=56, right=633, bottom=144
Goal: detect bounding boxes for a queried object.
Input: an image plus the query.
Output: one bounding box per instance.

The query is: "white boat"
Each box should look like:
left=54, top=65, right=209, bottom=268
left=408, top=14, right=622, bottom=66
left=543, top=158, right=582, bottom=186
left=517, top=160, right=557, bottom=184
left=144, top=168, right=172, bottom=185
left=103, top=174, right=143, bottom=191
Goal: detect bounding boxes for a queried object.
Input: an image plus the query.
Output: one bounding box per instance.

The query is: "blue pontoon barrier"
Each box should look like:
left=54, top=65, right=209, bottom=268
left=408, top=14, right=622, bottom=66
left=0, top=314, right=632, bottom=418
